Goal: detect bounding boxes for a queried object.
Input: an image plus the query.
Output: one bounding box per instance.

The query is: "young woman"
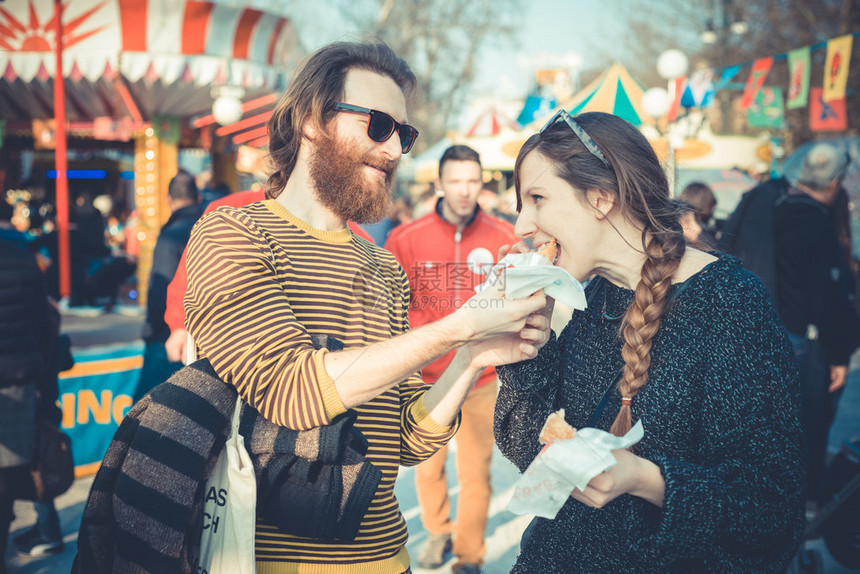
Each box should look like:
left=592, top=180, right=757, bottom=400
left=488, top=111, right=805, bottom=572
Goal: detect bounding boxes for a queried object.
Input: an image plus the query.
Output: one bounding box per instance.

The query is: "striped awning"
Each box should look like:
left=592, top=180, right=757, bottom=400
left=0, top=0, right=301, bottom=123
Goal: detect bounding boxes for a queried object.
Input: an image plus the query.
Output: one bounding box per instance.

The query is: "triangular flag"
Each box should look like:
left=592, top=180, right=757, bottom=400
left=740, top=57, right=773, bottom=110
left=809, top=87, right=847, bottom=131
left=787, top=47, right=811, bottom=110
left=823, top=34, right=853, bottom=102
left=714, top=65, right=741, bottom=92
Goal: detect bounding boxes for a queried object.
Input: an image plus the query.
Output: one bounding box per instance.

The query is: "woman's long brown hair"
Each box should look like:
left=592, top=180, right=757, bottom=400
left=514, top=112, right=686, bottom=436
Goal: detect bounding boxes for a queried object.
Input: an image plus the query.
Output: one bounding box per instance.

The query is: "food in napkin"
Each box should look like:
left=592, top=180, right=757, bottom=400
left=475, top=241, right=587, bottom=310
left=507, top=410, right=644, bottom=519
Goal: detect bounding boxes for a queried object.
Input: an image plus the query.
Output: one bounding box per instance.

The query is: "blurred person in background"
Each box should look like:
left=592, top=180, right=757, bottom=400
left=12, top=299, right=74, bottom=558
left=386, top=145, right=517, bottom=574
left=771, top=143, right=860, bottom=505
left=679, top=207, right=702, bottom=245
left=69, top=192, right=110, bottom=307
left=360, top=191, right=410, bottom=245
left=132, top=171, right=202, bottom=401
left=412, top=186, right=442, bottom=220
left=199, top=181, right=231, bottom=211
left=0, top=199, right=51, bottom=574
left=679, top=182, right=717, bottom=248
left=750, top=162, right=771, bottom=184
left=80, top=196, right=136, bottom=310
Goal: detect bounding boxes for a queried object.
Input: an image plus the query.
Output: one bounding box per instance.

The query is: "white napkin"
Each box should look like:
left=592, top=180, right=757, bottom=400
left=507, top=420, right=645, bottom=519
left=476, top=252, right=587, bottom=310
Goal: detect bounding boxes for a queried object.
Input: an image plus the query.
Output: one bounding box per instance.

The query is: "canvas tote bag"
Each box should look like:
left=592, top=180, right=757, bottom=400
left=189, top=334, right=257, bottom=574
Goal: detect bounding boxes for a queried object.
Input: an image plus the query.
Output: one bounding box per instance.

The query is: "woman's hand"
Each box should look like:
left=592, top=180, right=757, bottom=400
left=571, top=449, right=666, bottom=508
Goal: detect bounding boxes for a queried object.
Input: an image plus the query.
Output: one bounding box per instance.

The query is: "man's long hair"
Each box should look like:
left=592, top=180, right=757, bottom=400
left=265, top=41, right=416, bottom=199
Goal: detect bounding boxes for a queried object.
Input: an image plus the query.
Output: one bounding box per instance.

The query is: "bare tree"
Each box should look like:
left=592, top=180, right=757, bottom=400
left=615, top=0, right=859, bottom=147
left=340, top=0, right=523, bottom=153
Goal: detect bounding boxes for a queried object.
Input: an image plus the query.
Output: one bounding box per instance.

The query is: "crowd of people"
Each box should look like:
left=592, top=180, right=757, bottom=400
left=1, top=39, right=858, bottom=574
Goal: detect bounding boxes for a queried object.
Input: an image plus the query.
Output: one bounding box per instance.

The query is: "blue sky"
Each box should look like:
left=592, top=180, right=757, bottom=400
left=472, top=0, right=620, bottom=97
left=289, top=0, right=621, bottom=100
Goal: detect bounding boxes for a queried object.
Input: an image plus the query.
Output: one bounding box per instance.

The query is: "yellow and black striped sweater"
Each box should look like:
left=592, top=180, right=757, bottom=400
left=185, top=200, right=459, bottom=573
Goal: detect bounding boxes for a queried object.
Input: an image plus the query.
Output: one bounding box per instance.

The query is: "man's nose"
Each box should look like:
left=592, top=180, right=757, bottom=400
left=379, top=132, right=403, bottom=161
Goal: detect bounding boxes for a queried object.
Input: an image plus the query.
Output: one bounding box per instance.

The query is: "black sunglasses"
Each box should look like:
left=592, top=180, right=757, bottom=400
left=540, top=109, right=611, bottom=169
left=333, top=103, right=419, bottom=154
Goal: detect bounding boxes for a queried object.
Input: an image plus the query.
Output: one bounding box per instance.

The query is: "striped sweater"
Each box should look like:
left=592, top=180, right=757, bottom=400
left=185, top=200, right=459, bottom=573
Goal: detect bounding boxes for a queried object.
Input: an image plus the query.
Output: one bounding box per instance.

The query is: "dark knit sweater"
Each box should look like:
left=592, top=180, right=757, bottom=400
left=495, top=254, right=806, bottom=573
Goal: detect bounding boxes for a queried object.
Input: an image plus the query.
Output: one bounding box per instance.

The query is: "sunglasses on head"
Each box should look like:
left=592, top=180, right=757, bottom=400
left=540, top=109, right=611, bottom=169
left=333, top=103, right=419, bottom=154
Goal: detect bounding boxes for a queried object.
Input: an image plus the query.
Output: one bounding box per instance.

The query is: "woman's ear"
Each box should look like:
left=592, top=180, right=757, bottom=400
left=587, top=189, right=615, bottom=220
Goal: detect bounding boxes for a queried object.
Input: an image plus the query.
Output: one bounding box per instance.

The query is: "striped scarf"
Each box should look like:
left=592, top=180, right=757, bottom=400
left=74, top=352, right=381, bottom=574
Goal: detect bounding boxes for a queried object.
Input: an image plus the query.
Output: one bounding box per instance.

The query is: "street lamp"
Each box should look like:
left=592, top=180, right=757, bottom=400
left=699, top=0, right=747, bottom=133
left=211, top=85, right=245, bottom=126
left=643, top=49, right=689, bottom=194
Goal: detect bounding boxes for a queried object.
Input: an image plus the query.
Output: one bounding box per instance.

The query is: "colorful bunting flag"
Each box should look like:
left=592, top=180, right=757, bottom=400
left=680, top=69, right=715, bottom=108
left=823, top=34, right=853, bottom=102
left=747, top=87, right=785, bottom=129
left=740, top=57, right=773, bottom=110
left=714, top=65, right=741, bottom=92
left=809, top=87, right=847, bottom=131
left=786, top=47, right=810, bottom=109
left=667, top=76, right=686, bottom=122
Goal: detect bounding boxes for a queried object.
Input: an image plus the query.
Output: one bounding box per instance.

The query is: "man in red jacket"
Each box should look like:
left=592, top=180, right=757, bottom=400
left=386, top=145, right=516, bottom=574
left=163, top=189, right=374, bottom=364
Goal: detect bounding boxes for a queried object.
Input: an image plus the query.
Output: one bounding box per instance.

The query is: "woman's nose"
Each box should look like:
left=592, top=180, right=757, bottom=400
left=514, top=212, right=535, bottom=239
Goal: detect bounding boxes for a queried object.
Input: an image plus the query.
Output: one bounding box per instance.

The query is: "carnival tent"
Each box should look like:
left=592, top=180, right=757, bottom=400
left=526, top=63, right=655, bottom=129
left=465, top=107, right=520, bottom=138
left=0, top=0, right=303, bottom=302
left=516, top=93, right=556, bottom=127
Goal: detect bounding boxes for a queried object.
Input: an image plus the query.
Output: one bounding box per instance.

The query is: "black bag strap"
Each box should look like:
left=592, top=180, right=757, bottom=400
left=588, top=369, right=624, bottom=428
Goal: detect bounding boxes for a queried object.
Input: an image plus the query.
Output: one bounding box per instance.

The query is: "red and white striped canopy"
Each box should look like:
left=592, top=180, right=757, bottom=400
left=0, top=0, right=301, bottom=121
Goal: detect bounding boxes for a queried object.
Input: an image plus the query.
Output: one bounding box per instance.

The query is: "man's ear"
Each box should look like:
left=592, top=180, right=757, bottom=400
left=434, top=178, right=443, bottom=195
left=587, top=188, right=615, bottom=219
left=302, top=116, right=319, bottom=141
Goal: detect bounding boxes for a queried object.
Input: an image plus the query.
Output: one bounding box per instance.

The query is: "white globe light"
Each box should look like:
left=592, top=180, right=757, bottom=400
left=730, top=20, right=748, bottom=35
left=642, top=87, right=670, bottom=119
left=657, top=49, right=689, bottom=80
left=212, top=95, right=243, bottom=125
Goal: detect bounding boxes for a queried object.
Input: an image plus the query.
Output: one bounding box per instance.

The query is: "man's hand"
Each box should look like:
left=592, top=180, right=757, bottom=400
left=165, top=328, right=189, bottom=364
left=829, top=364, right=848, bottom=392
left=463, top=309, right=552, bottom=369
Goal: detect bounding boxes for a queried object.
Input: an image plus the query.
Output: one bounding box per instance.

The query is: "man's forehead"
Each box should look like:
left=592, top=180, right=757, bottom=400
left=342, top=68, right=408, bottom=121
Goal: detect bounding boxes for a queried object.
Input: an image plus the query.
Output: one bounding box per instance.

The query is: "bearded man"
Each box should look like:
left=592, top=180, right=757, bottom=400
left=181, top=42, right=548, bottom=572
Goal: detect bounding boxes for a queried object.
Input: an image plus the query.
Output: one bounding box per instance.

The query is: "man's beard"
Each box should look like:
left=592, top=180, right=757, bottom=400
left=307, top=135, right=398, bottom=224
